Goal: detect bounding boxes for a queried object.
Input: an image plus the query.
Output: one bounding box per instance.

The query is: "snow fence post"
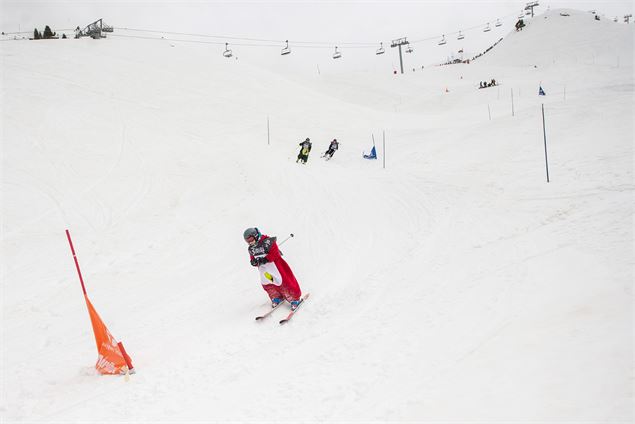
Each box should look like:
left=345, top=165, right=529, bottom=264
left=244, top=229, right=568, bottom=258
left=542, top=104, right=550, bottom=183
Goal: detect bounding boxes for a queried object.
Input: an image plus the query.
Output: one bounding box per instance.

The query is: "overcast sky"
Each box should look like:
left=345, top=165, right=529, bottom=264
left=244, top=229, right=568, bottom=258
left=2, top=1, right=632, bottom=38
left=2, top=1, right=632, bottom=71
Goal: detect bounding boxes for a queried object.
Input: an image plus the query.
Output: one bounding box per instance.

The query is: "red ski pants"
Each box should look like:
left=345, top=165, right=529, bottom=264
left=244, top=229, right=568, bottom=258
left=262, top=283, right=301, bottom=302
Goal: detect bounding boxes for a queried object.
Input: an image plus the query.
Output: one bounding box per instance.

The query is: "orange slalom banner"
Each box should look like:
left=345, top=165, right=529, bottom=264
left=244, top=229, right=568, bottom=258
left=84, top=294, right=132, bottom=374
left=66, top=229, right=135, bottom=375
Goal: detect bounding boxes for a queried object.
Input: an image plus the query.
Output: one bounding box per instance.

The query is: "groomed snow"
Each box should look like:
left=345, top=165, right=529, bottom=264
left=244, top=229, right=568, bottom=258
left=1, top=9, right=633, bottom=423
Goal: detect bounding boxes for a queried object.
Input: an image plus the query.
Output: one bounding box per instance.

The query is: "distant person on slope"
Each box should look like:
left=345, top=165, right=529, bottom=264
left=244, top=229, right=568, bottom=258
left=296, top=138, right=312, bottom=164
left=244, top=227, right=303, bottom=310
left=515, top=19, right=525, bottom=31
left=322, top=138, right=339, bottom=160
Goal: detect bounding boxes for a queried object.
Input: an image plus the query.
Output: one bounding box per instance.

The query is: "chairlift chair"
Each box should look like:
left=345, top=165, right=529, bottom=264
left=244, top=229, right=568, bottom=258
left=281, top=40, right=291, bottom=55
left=376, top=42, right=385, bottom=55
left=406, top=44, right=413, bottom=53
left=223, top=42, right=233, bottom=58
left=457, top=30, right=464, bottom=40
left=438, top=35, right=447, bottom=45
left=332, top=46, right=342, bottom=59
left=495, top=19, right=502, bottom=27
left=483, top=23, right=491, bottom=32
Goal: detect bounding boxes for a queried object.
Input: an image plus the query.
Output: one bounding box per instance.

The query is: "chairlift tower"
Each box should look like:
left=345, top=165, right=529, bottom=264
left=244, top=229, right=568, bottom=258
left=524, top=1, right=539, bottom=18
left=391, top=37, right=409, bottom=74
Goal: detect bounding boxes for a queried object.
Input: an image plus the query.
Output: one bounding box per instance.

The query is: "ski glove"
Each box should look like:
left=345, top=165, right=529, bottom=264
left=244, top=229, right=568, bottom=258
left=251, top=257, right=268, bottom=266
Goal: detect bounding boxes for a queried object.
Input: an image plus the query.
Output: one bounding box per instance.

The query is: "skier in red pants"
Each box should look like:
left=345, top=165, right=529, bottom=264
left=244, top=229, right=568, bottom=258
left=244, top=228, right=302, bottom=310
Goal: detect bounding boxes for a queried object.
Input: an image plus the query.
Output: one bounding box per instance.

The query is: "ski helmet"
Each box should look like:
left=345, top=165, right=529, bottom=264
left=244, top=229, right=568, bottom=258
left=305, top=137, right=310, bottom=141
left=243, top=227, right=260, bottom=242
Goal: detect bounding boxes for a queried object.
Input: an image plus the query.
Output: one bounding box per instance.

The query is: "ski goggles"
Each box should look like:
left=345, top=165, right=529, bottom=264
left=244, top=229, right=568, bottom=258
left=245, top=236, right=256, bottom=245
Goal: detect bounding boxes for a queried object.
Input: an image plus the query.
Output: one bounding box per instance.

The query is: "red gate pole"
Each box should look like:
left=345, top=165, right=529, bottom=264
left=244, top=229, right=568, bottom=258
left=117, top=342, right=135, bottom=373
left=65, top=229, right=87, bottom=295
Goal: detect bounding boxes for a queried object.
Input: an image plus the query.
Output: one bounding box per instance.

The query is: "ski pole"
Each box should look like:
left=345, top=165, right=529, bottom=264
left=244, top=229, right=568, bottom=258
left=279, top=233, right=294, bottom=246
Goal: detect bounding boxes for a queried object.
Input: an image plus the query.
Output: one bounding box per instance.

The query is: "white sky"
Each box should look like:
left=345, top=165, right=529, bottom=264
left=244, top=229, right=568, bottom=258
left=2, top=0, right=633, bottom=71
left=2, top=1, right=632, bottom=38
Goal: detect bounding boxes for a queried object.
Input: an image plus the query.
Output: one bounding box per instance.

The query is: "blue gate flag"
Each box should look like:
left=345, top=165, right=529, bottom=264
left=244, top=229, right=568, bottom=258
left=363, top=145, right=377, bottom=159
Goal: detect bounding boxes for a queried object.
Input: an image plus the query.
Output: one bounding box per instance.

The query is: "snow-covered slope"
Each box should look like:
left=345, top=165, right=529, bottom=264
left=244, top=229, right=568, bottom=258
left=1, top=8, right=632, bottom=422
left=480, top=9, right=632, bottom=68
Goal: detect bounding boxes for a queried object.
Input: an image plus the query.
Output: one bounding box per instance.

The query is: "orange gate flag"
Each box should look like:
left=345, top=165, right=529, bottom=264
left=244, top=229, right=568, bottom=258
left=66, top=229, right=134, bottom=375
left=84, top=294, right=133, bottom=374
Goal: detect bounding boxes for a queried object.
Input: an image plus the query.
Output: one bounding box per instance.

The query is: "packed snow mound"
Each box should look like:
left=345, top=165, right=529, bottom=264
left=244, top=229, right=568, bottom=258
left=479, top=9, right=634, bottom=67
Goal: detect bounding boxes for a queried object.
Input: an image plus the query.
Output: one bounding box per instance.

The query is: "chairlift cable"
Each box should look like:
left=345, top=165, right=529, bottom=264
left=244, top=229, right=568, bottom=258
left=109, top=33, right=377, bottom=49
left=4, top=10, right=521, bottom=46
left=114, top=27, right=377, bottom=46
left=114, top=27, right=284, bottom=43
left=409, top=10, right=518, bottom=44
left=16, top=9, right=526, bottom=51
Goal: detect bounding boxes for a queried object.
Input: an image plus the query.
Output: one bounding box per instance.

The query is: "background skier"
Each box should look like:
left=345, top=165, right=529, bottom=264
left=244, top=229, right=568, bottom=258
left=322, top=138, right=339, bottom=160
left=296, top=138, right=312, bottom=164
left=244, top=227, right=302, bottom=309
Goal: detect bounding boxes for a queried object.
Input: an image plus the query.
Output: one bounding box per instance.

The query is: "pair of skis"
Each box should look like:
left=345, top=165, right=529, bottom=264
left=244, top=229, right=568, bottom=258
left=255, top=293, right=310, bottom=325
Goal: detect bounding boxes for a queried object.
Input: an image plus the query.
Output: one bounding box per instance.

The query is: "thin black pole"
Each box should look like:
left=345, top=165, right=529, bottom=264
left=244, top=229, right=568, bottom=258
left=279, top=233, right=294, bottom=245
left=382, top=131, right=386, bottom=169
left=542, top=104, right=550, bottom=183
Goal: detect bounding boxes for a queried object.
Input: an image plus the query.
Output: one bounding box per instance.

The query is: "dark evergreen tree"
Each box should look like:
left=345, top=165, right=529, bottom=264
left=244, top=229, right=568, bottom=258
left=62, top=33, right=67, bottom=39
left=33, top=28, right=41, bottom=39
left=43, top=25, right=56, bottom=39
